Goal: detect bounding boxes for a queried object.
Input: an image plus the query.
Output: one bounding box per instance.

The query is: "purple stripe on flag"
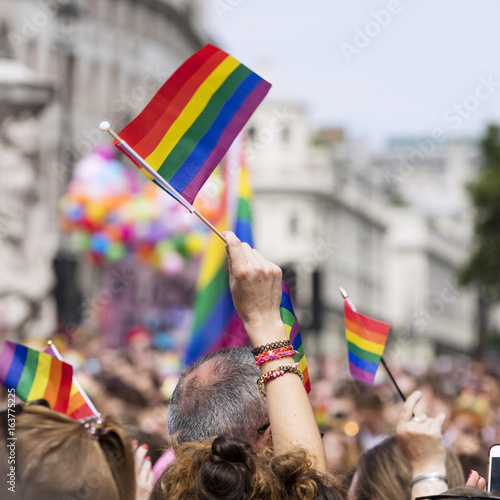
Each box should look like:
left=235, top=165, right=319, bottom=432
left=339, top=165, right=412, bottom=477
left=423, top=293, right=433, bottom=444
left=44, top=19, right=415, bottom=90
left=349, top=362, right=376, bottom=385
left=289, top=321, right=300, bottom=346
left=0, top=341, right=16, bottom=385
left=182, top=79, right=271, bottom=204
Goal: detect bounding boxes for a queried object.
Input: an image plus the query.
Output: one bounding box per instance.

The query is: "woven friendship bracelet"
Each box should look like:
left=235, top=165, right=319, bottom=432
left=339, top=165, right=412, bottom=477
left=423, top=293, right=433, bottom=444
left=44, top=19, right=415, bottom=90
left=255, top=348, right=298, bottom=366
left=251, top=340, right=291, bottom=356
left=257, top=363, right=303, bottom=397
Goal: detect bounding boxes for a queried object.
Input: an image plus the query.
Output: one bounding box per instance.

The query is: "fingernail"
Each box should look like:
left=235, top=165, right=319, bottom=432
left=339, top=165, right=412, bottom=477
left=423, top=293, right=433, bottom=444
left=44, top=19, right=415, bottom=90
left=468, top=470, right=476, bottom=480
left=146, top=456, right=151, bottom=461
left=132, top=440, right=138, bottom=446
left=141, top=444, right=148, bottom=449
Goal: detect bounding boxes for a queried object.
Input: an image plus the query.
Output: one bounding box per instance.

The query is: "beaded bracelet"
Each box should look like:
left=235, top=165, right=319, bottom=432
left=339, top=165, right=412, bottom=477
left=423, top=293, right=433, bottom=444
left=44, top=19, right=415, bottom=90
left=257, top=363, right=303, bottom=397
left=255, top=349, right=298, bottom=366
left=251, top=340, right=291, bottom=356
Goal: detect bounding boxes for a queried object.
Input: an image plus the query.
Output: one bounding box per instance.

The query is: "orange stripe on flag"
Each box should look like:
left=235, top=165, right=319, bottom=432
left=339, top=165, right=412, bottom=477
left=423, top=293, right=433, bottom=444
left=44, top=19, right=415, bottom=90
left=345, top=318, right=389, bottom=345
left=43, top=358, right=61, bottom=410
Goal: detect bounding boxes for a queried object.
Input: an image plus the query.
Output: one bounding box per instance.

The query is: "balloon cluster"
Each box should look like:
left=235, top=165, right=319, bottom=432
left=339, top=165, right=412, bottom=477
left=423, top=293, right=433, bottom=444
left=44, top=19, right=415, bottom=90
left=60, top=145, right=205, bottom=276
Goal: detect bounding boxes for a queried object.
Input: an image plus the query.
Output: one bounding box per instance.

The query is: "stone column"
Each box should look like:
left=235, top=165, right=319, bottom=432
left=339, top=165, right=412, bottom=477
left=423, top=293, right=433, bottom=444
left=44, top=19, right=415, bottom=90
left=0, top=50, right=55, bottom=341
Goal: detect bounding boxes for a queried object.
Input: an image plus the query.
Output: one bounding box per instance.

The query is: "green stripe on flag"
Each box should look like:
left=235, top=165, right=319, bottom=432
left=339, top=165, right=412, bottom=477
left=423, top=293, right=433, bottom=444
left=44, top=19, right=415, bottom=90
left=237, top=199, right=252, bottom=222
left=193, top=266, right=229, bottom=330
left=158, top=64, right=252, bottom=180
left=280, top=308, right=295, bottom=327
left=16, top=348, right=39, bottom=400
left=347, top=341, right=381, bottom=364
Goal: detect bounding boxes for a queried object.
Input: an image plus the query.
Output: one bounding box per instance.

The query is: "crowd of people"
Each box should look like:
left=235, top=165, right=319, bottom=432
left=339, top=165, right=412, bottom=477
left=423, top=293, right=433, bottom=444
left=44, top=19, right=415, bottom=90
left=1, top=231, right=500, bottom=499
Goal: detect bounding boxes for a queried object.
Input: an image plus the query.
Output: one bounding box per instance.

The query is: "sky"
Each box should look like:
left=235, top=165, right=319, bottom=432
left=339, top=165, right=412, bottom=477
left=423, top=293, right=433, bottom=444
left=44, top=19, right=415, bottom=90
left=203, top=0, right=500, bottom=149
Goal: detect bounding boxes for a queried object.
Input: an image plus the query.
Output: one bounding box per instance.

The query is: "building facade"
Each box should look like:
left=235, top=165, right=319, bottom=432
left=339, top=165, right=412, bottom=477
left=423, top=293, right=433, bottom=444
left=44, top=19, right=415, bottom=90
left=247, top=97, right=479, bottom=362
left=0, top=0, right=208, bottom=338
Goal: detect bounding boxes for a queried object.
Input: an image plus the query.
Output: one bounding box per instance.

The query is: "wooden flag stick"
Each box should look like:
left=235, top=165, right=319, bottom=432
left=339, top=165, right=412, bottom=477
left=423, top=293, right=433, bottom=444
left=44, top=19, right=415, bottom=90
left=339, top=287, right=406, bottom=402
left=99, top=121, right=226, bottom=243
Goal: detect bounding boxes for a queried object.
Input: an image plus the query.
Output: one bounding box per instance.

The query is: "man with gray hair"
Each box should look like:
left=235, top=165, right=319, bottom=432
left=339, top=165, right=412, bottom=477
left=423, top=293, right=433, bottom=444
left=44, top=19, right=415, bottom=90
left=167, top=346, right=269, bottom=444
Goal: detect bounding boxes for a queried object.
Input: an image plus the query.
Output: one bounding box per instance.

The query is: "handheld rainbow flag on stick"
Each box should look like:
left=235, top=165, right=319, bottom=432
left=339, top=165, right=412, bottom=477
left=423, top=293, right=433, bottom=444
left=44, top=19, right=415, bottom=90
left=45, top=342, right=99, bottom=419
left=100, top=44, right=271, bottom=241
left=340, top=288, right=405, bottom=401
left=281, top=282, right=311, bottom=394
left=0, top=341, right=73, bottom=413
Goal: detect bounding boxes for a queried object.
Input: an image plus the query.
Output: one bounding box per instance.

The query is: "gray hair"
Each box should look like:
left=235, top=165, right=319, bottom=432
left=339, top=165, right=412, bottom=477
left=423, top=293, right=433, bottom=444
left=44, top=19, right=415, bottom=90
left=167, top=347, right=268, bottom=444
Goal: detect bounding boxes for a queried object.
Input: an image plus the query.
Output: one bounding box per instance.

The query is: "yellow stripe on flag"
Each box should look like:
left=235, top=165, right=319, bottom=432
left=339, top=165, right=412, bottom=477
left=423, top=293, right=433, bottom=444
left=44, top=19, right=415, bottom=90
left=346, top=329, right=385, bottom=356
left=145, top=56, right=240, bottom=169
left=27, top=354, right=52, bottom=401
left=198, top=215, right=228, bottom=288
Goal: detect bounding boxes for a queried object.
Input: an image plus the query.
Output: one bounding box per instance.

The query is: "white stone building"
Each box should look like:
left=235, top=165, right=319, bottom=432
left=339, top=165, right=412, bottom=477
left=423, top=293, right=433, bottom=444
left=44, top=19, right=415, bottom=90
left=247, top=96, right=480, bottom=360
left=0, top=0, right=208, bottom=337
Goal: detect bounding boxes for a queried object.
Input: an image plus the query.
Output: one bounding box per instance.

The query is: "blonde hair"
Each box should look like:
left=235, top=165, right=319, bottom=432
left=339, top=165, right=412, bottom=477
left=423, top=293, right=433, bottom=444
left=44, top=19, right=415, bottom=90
left=0, top=404, right=135, bottom=500
left=354, top=436, right=463, bottom=500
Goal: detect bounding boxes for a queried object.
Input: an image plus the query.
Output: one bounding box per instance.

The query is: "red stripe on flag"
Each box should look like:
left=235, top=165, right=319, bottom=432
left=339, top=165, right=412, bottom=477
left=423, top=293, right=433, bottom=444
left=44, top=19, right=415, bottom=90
left=52, top=362, right=72, bottom=414
left=344, top=302, right=391, bottom=337
left=120, top=45, right=228, bottom=157
left=43, top=358, right=61, bottom=410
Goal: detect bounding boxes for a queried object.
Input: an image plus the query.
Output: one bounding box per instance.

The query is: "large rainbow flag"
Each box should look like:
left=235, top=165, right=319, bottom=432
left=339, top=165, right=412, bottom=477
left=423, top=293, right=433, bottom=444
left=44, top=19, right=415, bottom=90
left=281, top=282, right=311, bottom=394
left=115, top=44, right=271, bottom=205
left=44, top=343, right=98, bottom=420
left=185, top=142, right=250, bottom=363
left=344, top=298, right=390, bottom=385
left=0, top=341, right=73, bottom=414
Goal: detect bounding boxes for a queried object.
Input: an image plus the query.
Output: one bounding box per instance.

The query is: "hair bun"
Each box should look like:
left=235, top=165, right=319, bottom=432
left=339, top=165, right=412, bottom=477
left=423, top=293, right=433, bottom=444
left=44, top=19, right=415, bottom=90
left=210, top=436, right=252, bottom=464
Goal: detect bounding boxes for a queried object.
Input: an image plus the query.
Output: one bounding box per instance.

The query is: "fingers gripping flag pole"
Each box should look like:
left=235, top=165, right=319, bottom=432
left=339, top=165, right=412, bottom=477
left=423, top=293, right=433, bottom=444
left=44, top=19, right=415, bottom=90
left=340, top=287, right=405, bottom=402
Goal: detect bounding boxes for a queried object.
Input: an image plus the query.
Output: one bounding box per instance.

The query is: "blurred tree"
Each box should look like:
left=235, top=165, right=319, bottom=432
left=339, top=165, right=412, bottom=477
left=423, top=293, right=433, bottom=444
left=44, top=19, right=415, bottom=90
left=460, top=124, right=500, bottom=354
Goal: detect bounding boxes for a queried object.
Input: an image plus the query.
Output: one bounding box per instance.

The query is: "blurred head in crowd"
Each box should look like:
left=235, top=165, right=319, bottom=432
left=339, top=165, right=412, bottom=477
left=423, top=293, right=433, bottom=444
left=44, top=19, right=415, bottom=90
left=0, top=403, right=135, bottom=500
left=322, top=428, right=360, bottom=475
left=167, top=347, right=269, bottom=445
left=350, top=435, right=463, bottom=500
left=355, top=391, right=389, bottom=451
left=445, top=407, right=487, bottom=479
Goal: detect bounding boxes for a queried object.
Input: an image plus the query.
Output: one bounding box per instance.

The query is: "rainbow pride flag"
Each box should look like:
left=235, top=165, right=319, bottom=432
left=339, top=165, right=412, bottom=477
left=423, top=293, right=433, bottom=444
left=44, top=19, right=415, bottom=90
left=281, top=282, right=311, bottom=394
left=344, top=298, right=390, bottom=385
left=116, top=44, right=271, bottom=205
left=45, top=343, right=98, bottom=420
left=185, top=142, right=251, bottom=363
left=0, top=341, right=73, bottom=413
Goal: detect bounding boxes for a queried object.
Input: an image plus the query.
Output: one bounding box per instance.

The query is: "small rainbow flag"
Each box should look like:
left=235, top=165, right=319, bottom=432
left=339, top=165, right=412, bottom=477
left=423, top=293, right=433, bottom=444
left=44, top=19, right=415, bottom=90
left=344, top=298, right=390, bottom=385
left=0, top=341, right=73, bottom=413
left=115, top=44, right=271, bottom=205
left=281, top=282, right=311, bottom=394
left=45, top=343, right=98, bottom=420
